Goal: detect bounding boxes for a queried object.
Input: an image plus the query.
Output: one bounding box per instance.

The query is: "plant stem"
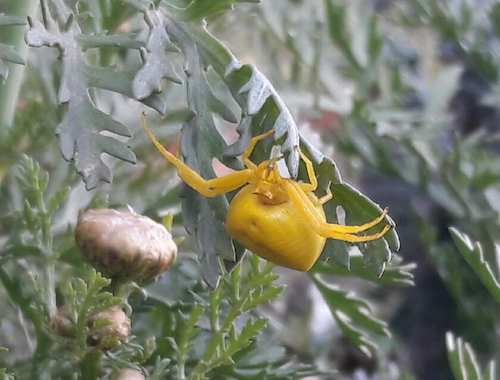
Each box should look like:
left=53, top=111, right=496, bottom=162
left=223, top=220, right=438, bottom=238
left=0, top=266, right=52, bottom=378
left=80, top=349, right=103, bottom=380
left=0, top=0, right=39, bottom=136
left=42, top=264, right=56, bottom=317
left=37, top=184, right=57, bottom=318
left=0, top=266, right=43, bottom=331
left=189, top=288, right=244, bottom=379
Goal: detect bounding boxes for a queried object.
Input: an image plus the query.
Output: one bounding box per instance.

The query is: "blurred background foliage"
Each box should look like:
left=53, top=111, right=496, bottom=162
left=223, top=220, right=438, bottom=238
left=1, top=0, right=500, bottom=379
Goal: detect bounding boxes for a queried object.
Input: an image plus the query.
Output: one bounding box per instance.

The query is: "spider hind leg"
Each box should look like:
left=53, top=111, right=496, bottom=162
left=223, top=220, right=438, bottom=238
left=285, top=180, right=393, bottom=243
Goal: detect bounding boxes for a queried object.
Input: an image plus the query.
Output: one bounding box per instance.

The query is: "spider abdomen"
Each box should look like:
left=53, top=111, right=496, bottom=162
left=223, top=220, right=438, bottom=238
left=226, top=184, right=327, bottom=271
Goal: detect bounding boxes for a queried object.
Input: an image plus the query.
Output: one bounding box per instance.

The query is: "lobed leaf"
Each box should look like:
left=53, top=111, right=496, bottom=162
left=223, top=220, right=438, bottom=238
left=75, top=32, right=144, bottom=50
left=56, top=98, right=136, bottom=189
left=0, top=14, right=25, bottom=81
left=182, top=0, right=261, bottom=22
left=0, top=44, right=25, bottom=66
left=313, top=274, right=390, bottom=356
left=88, top=66, right=166, bottom=114
left=139, top=16, right=241, bottom=287
left=213, top=336, right=324, bottom=379
left=132, top=9, right=182, bottom=100
left=173, top=303, right=205, bottom=365
left=174, top=21, right=301, bottom=175
left=25, top=1, right=141, bottom=190
left=320, top=177, right=399, bottom=275
left=186, top=254, right=288, bottom=378
left=222, top=318, right=268, bottom=362
left=47, top=186, right=71, bottom=216
left=446, top=333, right=494, bottom=380
left=0, top=14, right=25, bottom=27
left=312, top=255, right=415, bottom=286
left=149, top=357, right=172, bottom=380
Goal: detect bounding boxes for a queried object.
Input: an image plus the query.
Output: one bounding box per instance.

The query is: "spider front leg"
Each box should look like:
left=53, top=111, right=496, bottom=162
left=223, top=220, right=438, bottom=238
left=143, top=113, right=252, bottom=197
left=284, top=180, right=392, bottom=242
left=295, top=146, right=333, bottom=204
left=241, top=130, right=275, bottom=168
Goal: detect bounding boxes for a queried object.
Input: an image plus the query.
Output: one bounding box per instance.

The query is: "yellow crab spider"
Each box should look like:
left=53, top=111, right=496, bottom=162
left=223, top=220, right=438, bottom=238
left=142, top=113, right=392, bottom=271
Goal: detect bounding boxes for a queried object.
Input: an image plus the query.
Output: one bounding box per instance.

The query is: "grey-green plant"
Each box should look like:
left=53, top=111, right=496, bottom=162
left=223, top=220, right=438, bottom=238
left=0, top=0, right=409, bottom=377
left=6, top=0, right=500, bottom=379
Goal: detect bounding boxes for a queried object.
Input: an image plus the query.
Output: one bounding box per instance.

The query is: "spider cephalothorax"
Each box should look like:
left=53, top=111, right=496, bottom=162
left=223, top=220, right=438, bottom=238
left=143, top=114, right=392, bottom=271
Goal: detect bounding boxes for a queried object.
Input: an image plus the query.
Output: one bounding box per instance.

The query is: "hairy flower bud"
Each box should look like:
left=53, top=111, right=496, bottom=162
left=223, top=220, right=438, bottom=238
left=87, top=306, right=131, bottom=349
left=75, top=208, right=177, bottom=282
left=114, top=368, right=146, bottom=380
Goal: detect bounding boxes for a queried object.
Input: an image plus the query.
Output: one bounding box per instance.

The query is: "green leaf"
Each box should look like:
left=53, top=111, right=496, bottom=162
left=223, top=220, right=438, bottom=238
left=0, top=14, right=25, bottom=81
left=56, top=97, right=136, bottom=189
left=177, top=303, right=205, bottom=351
left=0, top=44, right=25, bottom=81
left=25, top=1, right=139, bottom=190
left=446, top=333, right=495, bottom=380
left=65, top=269, right=123, bottom=347
left=320, top=180, right=399, bottom=276
left=149, top=357, right=172, bottom=380
left=312, top=274, right=390, bottom=356
left=88, top=66, right=166, bottom=114
left=76, top=31, right=144, bottom=50
left=0, top=14, right=25, bottom=27
left=298, top=136, right=399, bottom=275
left=0, top=44, right=25, bottom=65
left=132, top=10, right=183, bottom=100
left=175, top=22, right=301, bottom=176
left=311, top=254, right=414, bottom=286
left=47, top=186, right=71, bottom=216
left=223, top=317, right=268, bottom=361
left=187, top=255, right=284, bottom=378
left=368, top=12, right=384, bottom=62
left=0, top=60, right=8, bottom=82
left=137, top=15, right=244, bottom=286
left=0, top=367, right=15, bottom=380
left=324, top=0, right=362, bottom=70
left=491, top=3, right=500, bottom=38
left=213, top=336, right=325, bottom=379
left=450, top=228, right=500, bottom=305
left=182, top=0, right=261, bottom=21
left=22, top=199, right=39, bottom=232
left=178, top=122, right=232, bottom=288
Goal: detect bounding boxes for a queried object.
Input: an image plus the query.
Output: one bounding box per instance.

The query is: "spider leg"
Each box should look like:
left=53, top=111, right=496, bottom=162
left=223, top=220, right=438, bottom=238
left=242, top=130, right=275, bottom=168
left=284, top=180, right=392, bottom=242
left=143, top=113, right=252, bottom=197
left=294, top=147, right=318, bottom=192
left=295, top=147, right=333, bottom=204
left=318, top=187, right=333, bottom=205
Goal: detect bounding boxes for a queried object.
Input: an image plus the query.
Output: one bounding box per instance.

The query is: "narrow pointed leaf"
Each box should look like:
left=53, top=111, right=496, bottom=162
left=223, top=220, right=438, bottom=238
left=450, top=228, right=500, bottom=304
left=313, top=274, right=389, bottom=355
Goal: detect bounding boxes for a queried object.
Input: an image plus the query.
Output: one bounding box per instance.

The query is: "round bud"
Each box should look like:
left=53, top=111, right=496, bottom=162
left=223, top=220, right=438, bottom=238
left=51, top=305, right=76, bottom=338
left=114, top=368, right=146, bottom=380
left=75, top=208, right=177, bottom=282
left=87, top=306, right=131, bottom=349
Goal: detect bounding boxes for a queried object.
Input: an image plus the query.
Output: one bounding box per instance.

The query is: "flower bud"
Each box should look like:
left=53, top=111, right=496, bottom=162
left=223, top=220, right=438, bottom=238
left=87, top=306, right=131, bottom=349
left=114, top=368, right=146, bottom=380
left=51, top=305, right=76, bottom=338
left=75, top=208, right=177, bottom=282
